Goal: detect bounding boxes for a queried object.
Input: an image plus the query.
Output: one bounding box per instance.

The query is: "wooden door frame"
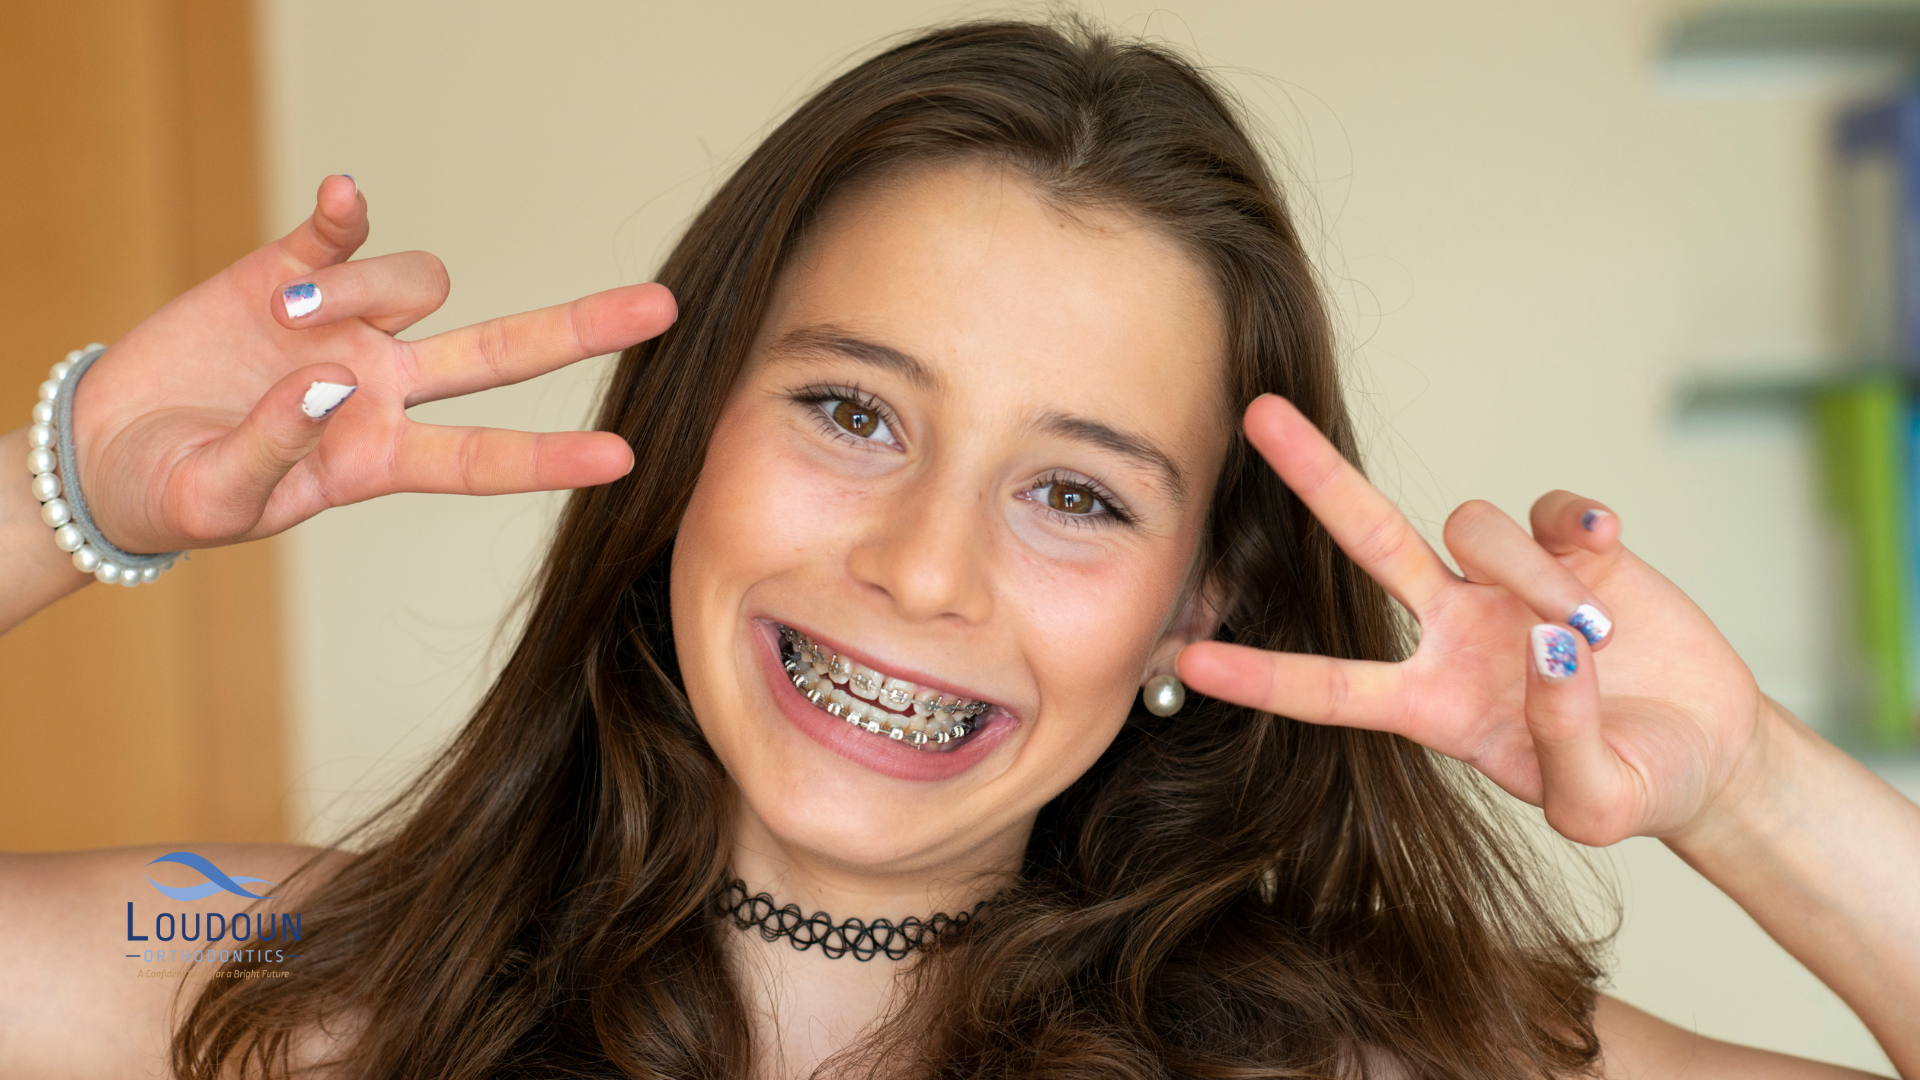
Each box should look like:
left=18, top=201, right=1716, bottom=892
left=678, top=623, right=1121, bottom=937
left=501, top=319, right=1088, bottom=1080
left=0, top=0, right=287, bottom=851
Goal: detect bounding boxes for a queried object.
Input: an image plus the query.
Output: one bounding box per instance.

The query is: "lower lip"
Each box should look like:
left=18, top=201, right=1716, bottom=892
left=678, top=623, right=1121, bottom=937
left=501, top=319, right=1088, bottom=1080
left=751, top=620, right=1015, bottom=782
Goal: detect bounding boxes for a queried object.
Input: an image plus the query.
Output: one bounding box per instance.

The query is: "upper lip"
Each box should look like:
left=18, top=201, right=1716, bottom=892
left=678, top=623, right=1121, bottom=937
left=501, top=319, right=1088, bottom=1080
left=767, top=618, right=1008, bottom=715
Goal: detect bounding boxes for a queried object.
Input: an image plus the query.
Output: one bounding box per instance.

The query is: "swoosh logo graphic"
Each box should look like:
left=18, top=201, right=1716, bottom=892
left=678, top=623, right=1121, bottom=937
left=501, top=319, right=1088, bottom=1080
left=144, top=851, right=277, bottom=902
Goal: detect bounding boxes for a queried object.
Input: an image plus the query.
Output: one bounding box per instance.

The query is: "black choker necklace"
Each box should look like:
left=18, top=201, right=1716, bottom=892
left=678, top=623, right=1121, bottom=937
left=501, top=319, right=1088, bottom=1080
left=716, top=878, right=981, bottom=962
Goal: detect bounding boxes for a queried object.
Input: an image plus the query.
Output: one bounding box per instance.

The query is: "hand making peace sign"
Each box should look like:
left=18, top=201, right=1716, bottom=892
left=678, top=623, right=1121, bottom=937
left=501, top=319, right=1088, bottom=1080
left=64, top=174, right=676, bottom=555
left=1180, top=394, right=1768, bottom=849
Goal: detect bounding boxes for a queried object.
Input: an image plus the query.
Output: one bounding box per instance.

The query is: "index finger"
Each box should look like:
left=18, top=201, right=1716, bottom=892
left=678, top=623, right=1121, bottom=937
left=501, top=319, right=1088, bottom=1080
left=403, top=283, right=677, bottom=405
left=1244, top=394, right=1455, bottom=615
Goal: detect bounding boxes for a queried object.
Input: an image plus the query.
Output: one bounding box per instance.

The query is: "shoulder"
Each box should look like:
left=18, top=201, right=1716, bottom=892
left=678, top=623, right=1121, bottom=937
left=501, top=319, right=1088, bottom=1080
left=0, top=842, right=346, bottom=1080
left=1593, top=995, right=1890, bottom=1079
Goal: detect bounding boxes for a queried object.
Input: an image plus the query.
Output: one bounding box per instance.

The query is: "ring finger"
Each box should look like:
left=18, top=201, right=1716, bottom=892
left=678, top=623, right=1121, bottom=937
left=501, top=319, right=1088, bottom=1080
left=1443, top=499, right=1615, bottom=649
left=272, top=250, right=452, bottom=335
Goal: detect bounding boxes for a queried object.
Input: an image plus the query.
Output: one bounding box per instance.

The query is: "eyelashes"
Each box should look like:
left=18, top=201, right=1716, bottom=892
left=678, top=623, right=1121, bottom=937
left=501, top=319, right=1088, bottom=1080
left=1019, top=471, right=1134, bottom=529
left=790, top=383, right=902, bottom=450
left=784, top=382, right=1136, bottom=530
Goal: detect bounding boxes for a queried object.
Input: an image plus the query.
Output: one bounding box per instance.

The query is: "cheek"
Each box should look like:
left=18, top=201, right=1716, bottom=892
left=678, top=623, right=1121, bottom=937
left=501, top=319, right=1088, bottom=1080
left=677, top=418, right=837, bottom=584
left=1002, top=539, right=1186, bottom=719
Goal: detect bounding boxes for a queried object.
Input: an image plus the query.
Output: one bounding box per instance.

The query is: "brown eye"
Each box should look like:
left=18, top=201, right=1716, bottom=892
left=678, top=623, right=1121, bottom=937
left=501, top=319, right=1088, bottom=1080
left=1047, top=482, right=1097, bottom=514
left=830, top=399, right=882, bottom=439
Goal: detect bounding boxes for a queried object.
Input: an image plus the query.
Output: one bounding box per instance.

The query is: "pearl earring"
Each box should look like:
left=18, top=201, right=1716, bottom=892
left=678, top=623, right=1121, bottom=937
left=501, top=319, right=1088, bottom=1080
left=1142, top=674, right=1186, bottom=717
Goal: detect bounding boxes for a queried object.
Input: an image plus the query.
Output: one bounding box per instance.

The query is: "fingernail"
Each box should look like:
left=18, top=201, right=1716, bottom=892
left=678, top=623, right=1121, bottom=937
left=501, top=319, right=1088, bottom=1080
left=284, top=282, right=322, bottom=319
left=1531, top=625, right=1578, bottom=680
left=1568, top=602, right=1611, bottom=646
left=301, top=381, right=356, bottom=419
left=1581, top=509, right=1611, bottom=531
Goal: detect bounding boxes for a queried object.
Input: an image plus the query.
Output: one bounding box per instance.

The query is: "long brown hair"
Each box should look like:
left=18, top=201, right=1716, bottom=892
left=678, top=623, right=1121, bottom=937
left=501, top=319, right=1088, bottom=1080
left=178, top=18, right=1603, bottom=1079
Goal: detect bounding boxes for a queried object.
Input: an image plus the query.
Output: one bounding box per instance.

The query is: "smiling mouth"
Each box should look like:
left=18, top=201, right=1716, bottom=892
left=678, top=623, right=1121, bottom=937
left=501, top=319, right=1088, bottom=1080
left=778, top=625, right=993, bottom=750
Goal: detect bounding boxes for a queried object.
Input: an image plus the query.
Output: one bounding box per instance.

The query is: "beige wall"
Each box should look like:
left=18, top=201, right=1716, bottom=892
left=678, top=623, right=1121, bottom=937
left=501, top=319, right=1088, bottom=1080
left=258, top=0, right=1904, bottom=1070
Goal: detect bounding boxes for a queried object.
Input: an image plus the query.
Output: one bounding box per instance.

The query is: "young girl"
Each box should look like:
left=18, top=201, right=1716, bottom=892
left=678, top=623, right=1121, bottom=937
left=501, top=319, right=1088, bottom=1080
left=3, top=19, right=1914, bottom=1080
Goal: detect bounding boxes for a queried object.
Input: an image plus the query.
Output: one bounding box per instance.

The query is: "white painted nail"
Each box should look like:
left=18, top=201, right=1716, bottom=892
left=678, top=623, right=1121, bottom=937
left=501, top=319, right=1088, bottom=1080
left=1568, top=602, right=1611, bottom=646
left=1530, top=624, right=1578, bottom=680
left=300, top=381, right=356, bottom=419
left=283, top=282, right=322, bottom=319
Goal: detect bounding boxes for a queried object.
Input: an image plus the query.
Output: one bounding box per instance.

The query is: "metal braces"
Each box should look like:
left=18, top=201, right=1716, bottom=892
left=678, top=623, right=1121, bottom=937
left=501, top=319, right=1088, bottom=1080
left=778, top=627, right=987, bottom=749
left=787, top=667, right=976, bottom=747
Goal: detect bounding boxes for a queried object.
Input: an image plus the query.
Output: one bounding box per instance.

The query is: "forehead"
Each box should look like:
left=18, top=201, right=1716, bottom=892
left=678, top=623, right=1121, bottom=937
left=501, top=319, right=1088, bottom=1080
left=762, top=161, right=1230, bottom=464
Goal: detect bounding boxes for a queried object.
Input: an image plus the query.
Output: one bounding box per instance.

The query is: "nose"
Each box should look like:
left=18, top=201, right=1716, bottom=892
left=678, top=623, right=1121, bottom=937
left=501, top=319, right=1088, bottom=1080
left=844, top=467, right=994, bottom=625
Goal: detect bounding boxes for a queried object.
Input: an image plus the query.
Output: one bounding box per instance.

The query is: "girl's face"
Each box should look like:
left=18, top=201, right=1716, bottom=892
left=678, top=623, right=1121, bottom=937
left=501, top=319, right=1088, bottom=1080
left=672, top=161, right=1230, bottom=884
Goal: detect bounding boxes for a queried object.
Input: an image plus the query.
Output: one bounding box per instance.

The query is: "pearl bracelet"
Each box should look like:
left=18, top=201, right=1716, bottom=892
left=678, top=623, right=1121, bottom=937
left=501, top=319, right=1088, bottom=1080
left=26, top=344, right=182, bottom=587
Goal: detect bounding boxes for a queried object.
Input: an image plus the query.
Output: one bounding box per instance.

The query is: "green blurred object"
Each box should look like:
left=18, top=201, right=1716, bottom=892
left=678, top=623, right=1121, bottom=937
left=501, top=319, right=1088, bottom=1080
left=1812, top=374, right=1917, bottom=750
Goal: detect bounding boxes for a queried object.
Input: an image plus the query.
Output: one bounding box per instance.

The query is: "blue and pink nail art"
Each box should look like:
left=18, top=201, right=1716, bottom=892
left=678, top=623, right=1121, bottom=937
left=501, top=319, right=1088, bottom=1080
left=1581, top=509, right=1606, bottom=531
left=1568, top=602, right=1611, bottom=646
left=283, top=282, right=322, bottom=319
left=1531, top=625, right=1578, bottom=680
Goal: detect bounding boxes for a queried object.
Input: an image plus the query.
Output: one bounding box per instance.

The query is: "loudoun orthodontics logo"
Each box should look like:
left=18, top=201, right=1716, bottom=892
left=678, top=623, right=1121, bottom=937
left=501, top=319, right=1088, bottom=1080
left=126, top=852, right=303, bottom=968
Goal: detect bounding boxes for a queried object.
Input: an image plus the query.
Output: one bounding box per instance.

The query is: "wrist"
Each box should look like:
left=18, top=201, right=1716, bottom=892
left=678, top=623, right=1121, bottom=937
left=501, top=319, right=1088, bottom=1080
left=1662, top=695, right=1815, bottom=869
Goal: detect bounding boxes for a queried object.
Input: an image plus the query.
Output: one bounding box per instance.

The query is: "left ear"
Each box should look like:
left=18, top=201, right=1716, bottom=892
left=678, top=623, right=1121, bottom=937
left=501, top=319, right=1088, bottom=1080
left=1143, top=572, right=1233, bottom=681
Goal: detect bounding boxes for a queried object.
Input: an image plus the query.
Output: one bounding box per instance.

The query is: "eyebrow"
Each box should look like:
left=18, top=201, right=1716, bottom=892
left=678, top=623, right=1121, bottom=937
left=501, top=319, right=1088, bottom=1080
left=767, top=325, right=942, bottom=392
left=768, top=323, right=1186, bottom=501
left=1036, top=411, right=1187, bottom=501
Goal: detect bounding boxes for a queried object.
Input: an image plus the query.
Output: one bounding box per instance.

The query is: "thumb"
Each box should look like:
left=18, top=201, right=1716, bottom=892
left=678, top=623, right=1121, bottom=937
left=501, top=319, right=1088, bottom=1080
left=1524, top=624, right=1636, bottom=846
left=175, top=365, right=357, bottom=542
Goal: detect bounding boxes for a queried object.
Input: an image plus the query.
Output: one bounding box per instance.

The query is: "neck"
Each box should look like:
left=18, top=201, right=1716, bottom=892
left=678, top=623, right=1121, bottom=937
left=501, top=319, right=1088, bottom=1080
left=723, top=798, right=1030, bottom=1079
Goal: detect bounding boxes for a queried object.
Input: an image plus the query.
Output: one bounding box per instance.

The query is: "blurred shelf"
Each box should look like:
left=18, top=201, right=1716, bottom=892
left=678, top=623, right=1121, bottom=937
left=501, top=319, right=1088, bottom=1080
left=1660, top=6, right=1920, bottom=93
left=1666, top=6, right=1920, bottom=62
left=1673, top=366, right=1911, bottom=416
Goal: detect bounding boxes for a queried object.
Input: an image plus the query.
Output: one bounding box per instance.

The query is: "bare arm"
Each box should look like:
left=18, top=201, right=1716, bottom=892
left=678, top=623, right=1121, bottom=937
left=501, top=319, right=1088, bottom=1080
left=1652, top=703, right=1920, bottom=1077
left=1583, top=702, right=1920, bottom=1079
left=1597, top=995, right=1891, bottom=1079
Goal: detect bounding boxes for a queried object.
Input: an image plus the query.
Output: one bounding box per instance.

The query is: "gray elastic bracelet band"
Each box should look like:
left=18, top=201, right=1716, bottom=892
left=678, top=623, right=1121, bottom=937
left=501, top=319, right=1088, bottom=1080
left=53, top=345, right=184, bottom=575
